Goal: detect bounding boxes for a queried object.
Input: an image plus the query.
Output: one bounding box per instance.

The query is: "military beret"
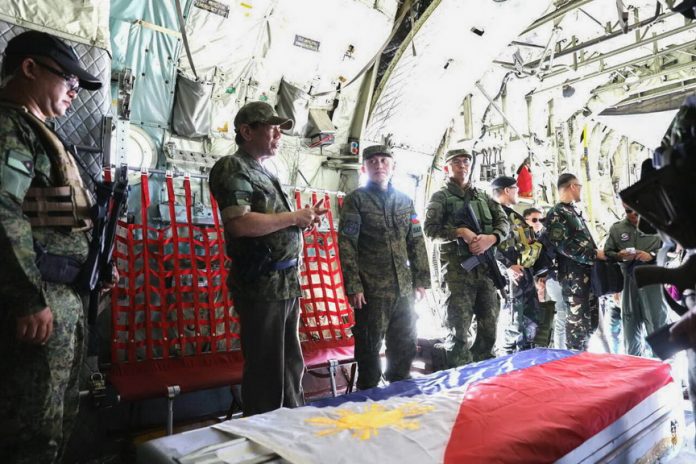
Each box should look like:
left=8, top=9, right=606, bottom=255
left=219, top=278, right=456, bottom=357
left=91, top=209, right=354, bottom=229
left=445, top=148, right=472, bottom=163
left=491, top=176, right=517, bottom=189
left=234, top=101, right=294, bottom=131
left=362, top=144, right=393, bottom=160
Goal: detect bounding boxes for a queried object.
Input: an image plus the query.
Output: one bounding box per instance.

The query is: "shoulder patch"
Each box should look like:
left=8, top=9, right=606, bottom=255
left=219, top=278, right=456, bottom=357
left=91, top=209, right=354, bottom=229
left=620, top=232, right=630, bottom=241
left=339, top=212, right=361, bottom=238
left=233, top=191, right=252, bottom=205
left=341, top=221, right=360, bottom=237
left=5, top=149, right=34, bottom=175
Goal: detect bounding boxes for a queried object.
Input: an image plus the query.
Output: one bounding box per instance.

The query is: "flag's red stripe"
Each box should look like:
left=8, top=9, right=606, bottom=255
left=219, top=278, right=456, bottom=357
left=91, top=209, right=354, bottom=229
left=444, top=352, right=672, bottom=464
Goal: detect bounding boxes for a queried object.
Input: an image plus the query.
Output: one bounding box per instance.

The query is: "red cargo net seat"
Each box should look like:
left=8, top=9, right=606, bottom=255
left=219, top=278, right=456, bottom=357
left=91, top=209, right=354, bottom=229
left=294, top=190, right=356, bottom=398
left=108, top=174, right=356, bottom=433
left=109, top=172, right=243, bottom=434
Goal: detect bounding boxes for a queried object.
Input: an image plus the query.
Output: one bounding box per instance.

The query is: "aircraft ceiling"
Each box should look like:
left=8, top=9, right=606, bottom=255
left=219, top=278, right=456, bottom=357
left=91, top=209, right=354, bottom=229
left=2, top=0, right=694, bottom=197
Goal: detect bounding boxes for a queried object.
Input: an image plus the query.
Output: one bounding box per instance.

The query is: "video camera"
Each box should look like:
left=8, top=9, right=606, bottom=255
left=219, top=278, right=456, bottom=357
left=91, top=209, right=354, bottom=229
left=620, top=96, right=696, bottom=249
left=618, top=48, right=696, bottom=356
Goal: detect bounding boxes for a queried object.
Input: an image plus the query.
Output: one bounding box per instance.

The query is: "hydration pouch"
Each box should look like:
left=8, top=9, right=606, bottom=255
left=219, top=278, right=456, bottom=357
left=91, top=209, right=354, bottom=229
left=34, top=241, right=82, bottom=285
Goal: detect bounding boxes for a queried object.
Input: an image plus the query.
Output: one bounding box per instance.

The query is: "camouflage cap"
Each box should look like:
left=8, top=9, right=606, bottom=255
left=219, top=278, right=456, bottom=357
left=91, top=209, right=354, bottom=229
left=444, top=148, right=472, bottom=163
left=362, top=144, right=393, bottom=160
left=491, top=175, right=517, bottom=189
left=234, top=101, right=294, bottom=131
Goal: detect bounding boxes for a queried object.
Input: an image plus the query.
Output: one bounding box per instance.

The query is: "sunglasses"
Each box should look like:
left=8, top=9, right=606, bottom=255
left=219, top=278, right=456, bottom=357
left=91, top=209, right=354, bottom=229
left=528, top=217, right=545, bottom=223
left=35, top=60, right=80, bottom=93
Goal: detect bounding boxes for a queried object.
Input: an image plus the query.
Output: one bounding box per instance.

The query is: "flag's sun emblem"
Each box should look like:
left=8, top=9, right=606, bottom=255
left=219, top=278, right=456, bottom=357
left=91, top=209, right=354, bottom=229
left=306, top=402, right=435, bottom=440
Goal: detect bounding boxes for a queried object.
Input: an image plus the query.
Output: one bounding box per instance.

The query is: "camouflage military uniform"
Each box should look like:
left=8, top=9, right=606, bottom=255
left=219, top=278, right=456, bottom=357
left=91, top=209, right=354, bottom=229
left=496, top=205, right=543, bottom=352
left=424, top=180, right=509, bottom=367
left=0, top=106, right=89, bottom=463
left=545, top=202, right=598, bottom=350
left=604, top=219, right=669, bottom=356
left=209, top=149, right=305, bottom=416
left=338, top=182, right=430, bottom=389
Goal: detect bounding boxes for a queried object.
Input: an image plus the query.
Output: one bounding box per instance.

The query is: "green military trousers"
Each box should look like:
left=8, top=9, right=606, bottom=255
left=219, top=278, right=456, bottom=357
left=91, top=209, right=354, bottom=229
left=352, top=294, right=417, bottom=389
left=560, top=262, right=597, bottom=351
left=235, top=296, right=305, bottom=417
left=443, top=265, right=500, bottom=367
left=500, top=269, right=541, bottom=354
left=0, top=282, right=84, bottom=464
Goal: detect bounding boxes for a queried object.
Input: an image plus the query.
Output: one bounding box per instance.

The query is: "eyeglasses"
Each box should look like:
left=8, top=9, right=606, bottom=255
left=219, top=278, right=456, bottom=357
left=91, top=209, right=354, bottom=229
left=449, top=158, right=471, bottom=167
left=527, top=217, right=545, bottom=223
left=34, top=60, right=80, bottom=93
left=571, top=182, right=583, bottom=189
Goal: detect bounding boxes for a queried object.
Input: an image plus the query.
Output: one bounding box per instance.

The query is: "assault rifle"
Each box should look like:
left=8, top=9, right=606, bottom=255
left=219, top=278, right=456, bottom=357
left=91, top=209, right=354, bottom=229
left=453, top=203, right=507, bottom=293
left=80, top=165, right=129, bottom=324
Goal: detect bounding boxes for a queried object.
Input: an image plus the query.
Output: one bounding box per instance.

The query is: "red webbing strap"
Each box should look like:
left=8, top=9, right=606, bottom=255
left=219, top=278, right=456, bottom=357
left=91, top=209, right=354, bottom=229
left=183, top=176, right=203, bottom=354
left=295, top=191, right=333, bottom=339
left=295, top=190, right=354, bottom=348
left=111, top=219, right=127, bottom=364
left=210, top=193, right=236, bottom=351
left=295, top=190, right=323, bottom=343
left=157, top=220, right=170, bottom=359
left=165, top=174, right=187, bottom=357
left=141, top=172, right=156, bottom=361
left=321, top=192, right=354, bottom=335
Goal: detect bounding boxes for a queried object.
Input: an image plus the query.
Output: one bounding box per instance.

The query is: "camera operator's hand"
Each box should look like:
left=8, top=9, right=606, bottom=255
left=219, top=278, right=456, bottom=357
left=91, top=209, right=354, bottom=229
left=671, top=307, right=696, bottom=349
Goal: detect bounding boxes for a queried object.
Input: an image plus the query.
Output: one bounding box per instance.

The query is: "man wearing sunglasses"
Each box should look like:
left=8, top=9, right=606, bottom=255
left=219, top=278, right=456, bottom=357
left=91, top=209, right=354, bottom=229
left=546, top=173, right=606, bottom=351
left=0, top=31, right=102, bottom=463
left=524, top=207, right=570, bottom=349
left=604, top=205, right=670, bottom=356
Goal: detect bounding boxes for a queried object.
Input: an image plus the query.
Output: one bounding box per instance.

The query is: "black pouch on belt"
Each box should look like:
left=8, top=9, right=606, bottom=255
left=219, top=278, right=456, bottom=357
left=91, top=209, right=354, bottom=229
left=34, top=241, right=82, bottom=285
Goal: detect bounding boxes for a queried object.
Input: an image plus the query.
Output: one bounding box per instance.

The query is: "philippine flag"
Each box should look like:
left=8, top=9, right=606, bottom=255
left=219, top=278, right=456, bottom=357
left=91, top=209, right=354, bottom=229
left=214, top=350, right=677, bottom=464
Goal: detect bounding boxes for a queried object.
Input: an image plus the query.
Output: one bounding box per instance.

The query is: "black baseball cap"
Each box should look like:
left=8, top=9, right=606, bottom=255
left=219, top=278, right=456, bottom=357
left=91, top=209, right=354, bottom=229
left=5, top=31, right=102, bottom=91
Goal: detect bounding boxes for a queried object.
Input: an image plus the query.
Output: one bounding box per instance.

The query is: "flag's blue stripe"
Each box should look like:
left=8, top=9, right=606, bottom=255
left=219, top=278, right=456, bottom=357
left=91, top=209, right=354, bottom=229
left=311, top=348, right=576, bottom=408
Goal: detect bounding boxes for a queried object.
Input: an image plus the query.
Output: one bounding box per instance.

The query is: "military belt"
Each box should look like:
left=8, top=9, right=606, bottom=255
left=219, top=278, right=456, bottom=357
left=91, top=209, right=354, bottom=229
left=268, top=258, right=298, bottom=271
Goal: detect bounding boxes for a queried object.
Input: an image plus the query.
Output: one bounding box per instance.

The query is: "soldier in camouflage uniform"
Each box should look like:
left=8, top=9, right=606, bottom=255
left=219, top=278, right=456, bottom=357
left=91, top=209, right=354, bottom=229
left=424, top=149, right=509, bottom=367
left=0, top=32, right=103, bottom=463
left=337, top=145, right=430, bottom=389
left=491, top=176, right=543, bottom=353
left=209, top=101, right=327, bottom=416
left=545, top=173, right=606, bottom=351
left=605, top=205, right=670, bottom=356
